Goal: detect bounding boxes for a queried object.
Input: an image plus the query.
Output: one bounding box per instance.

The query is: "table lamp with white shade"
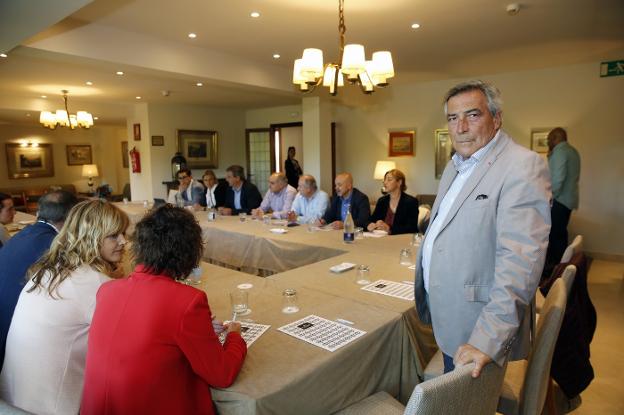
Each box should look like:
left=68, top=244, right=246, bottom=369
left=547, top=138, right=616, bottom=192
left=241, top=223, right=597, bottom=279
left=374, top=160, right=396, bottom=194
left=82, top=164, right=99, bottom=194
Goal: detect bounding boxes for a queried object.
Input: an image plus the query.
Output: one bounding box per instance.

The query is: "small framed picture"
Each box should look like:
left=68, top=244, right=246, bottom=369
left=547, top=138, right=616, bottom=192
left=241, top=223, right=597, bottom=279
left=531, top=129, right=552, bottom=154
left=434, top=129, right=453, bottom=179
left=6, top=143, right=54, bottom=179
left=66, top=145, right=92, bottom=166
left=151, top=135, right=164, bottom=146
left=121, top=141, right=129, bottom=168
left=388, top=130, right=414, bottom=157
left=133, top=123, right=141, bottom=141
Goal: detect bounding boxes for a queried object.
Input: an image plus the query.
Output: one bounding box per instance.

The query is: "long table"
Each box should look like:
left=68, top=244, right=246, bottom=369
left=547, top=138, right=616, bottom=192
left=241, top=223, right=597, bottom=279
left=115, top=205, right=437, bottom=414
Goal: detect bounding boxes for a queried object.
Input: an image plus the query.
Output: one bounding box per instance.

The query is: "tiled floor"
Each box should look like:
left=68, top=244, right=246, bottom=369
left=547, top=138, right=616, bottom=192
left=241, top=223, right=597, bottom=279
left=571, top=259, right=624, bottom=414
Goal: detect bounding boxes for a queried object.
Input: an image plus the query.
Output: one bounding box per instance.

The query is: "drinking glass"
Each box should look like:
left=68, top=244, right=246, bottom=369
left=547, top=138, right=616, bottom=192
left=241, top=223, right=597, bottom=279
left=412, top=233, right=424, bottom=246
left=239, top=212, right=247, bottom=223
left=230, top=289, right=250, bottom=316
left=354, top=227, right=364, bottom=239
left=185, top=266, right=202, bottom=285
left=355, top=265, right=371, bottom=285
left=207, top=208, right=216, bottom=221
left=399, top=248, right=413, bottom=266
left=282, top=289, right=300, bottom=314
left=122, top=197, right=128, bottom=204
left=263, top=214, right=271, bottom=226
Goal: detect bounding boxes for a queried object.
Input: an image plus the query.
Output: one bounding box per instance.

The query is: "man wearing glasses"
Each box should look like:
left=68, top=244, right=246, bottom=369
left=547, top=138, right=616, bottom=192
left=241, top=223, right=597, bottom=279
left=174, top=168, right=205, bottom=211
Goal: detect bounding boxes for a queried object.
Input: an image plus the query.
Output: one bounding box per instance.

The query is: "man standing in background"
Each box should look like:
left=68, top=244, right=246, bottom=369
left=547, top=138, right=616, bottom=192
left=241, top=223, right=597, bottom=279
left=544, top=127, right=581, bottom=276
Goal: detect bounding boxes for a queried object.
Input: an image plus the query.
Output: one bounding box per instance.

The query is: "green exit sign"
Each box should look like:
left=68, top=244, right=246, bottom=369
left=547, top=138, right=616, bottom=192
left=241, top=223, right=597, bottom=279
left=600, top=60, right=624, bottom=77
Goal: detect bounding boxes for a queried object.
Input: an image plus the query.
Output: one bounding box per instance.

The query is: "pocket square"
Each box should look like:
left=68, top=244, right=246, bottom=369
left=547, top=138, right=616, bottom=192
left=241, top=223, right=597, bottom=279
left=475, top=194, right=488, bottom=200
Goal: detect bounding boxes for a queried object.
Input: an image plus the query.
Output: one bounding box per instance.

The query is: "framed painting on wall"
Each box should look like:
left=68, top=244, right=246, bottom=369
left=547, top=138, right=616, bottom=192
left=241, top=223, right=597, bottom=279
left=133, top=123, right=141, bottom=141
left=388, top=130, right=414, bottom=156
left=434, top=128, right=453, bottom=179
left=5, top=143, right=54, bottom=179
left=121, top=141, right=129, bottom=168
left=151, top=135, right=164, bottom=146
left=66, top=144, right=92, bottom=165
left=531, top=128, right=552, bottom=154
left=177, top=129, right=218, bottom=169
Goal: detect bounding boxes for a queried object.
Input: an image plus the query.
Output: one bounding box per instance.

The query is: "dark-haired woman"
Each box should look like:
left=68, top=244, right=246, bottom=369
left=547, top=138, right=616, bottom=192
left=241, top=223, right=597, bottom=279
left=284, top=146, right=303, bottom=189
left=367, top=169, right=419, bottom=235
left=81, top=205, right=246, bottom=415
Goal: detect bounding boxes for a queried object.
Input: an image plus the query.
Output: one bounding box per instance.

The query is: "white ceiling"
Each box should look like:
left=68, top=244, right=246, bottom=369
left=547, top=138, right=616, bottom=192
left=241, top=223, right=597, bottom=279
left=0, top=0, right=622, bottom=126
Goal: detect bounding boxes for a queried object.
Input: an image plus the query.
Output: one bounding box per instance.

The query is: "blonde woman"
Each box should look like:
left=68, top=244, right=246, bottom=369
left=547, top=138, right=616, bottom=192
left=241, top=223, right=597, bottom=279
left=0, top=200, right=129, bottom=415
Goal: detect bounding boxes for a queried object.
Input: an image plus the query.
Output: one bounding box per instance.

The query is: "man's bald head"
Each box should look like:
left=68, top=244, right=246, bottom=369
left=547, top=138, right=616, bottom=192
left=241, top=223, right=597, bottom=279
left=334, top=172, right=354, bottom=197
left=269, top=172, right=288, bottom=193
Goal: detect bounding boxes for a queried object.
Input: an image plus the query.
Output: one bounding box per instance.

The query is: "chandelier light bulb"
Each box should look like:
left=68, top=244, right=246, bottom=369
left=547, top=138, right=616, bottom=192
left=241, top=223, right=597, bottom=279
left=39, top=91, right=94, bottom=129
left=301, top=48, right=324, bottom=82
left=341, top=44, right=366, bottom=77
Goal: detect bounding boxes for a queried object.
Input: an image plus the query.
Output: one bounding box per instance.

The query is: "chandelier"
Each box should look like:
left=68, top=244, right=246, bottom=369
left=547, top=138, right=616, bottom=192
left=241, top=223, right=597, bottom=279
left=40, top=90, right=94, bottom=129
left=292, top=0, right=394, bottom=95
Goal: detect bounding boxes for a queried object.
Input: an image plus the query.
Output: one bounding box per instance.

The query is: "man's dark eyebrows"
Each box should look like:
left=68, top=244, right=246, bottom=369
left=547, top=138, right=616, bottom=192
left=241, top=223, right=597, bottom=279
left=464, top=108, right=482, bottom=115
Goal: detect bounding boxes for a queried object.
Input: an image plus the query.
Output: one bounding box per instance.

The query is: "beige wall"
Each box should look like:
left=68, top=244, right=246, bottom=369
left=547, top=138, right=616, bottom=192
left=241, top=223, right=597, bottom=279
left=245, top=105, right=302, bottom=129
left=146, top=103, right=246, bottom=199
left=0, top=123, right=127, bottom=193
left=331, top=61, right=624, bottom=257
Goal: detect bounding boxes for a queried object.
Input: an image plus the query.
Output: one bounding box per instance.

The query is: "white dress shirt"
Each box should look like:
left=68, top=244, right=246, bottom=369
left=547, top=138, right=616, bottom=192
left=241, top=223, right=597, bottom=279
left=205, top=184, right=218, bottom=208
left=422, top=131, right=500, bottom=292
left=291, top=190, right=330, bottom=224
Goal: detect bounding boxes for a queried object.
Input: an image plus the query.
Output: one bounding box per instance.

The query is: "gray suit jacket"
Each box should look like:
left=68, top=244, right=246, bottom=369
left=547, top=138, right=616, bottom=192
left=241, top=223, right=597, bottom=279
left=414, top=131, right=551, bottom=365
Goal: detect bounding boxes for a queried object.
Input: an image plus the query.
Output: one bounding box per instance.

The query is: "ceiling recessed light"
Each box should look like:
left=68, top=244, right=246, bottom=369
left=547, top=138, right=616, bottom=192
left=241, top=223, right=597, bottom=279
left=135, top=96, right=142, bottom=100
left=250, top=11, right=260, bottom=18
left=86, top=81, right=93, bottom=85
left=188, top=32, right=197, bottom=39
left=411, top=23, right=420, bottom=29
left=41, top=95, right=47, bottom=99
left=273, top=54, right=281, bottom=59
left=196, top=82, right=203, bottom=87
left=93, top=116, right=99, bottom=120
left=0, top=53, right=7, bottom=58
left=26, top=113, right=31, bottom=117
left=116, top=71, right=124, bottom=75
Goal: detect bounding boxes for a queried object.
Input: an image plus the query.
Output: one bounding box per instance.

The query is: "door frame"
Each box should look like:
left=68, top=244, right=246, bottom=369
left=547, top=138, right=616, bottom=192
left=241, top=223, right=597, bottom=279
left=269, top=122, right=303, bottom=173
left=245, top=128, right=270, bottom=182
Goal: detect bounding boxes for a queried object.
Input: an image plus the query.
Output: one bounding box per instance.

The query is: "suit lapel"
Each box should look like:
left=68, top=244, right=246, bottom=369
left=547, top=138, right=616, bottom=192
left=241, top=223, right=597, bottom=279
left=437, top=132, right=510, bottom=234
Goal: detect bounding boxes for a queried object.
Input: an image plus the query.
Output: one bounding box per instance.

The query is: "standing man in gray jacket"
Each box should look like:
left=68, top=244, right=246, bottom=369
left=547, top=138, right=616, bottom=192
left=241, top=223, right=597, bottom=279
left=414, top=80, right=551, bottom=377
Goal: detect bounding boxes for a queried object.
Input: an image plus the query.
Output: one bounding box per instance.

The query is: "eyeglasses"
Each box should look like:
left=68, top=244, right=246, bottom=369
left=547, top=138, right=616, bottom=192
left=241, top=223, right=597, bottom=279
left=177, top=175, right=189, bottom=181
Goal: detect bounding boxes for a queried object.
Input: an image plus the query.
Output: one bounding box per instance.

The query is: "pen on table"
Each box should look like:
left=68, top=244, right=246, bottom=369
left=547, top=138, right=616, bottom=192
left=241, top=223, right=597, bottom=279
left=335, top=318, right=354, bottom=326
left=231, top=311, right=238, bottom=322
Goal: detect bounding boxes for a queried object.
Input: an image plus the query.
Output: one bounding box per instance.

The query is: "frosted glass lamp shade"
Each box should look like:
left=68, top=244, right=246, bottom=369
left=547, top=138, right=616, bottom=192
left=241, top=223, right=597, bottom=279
left=301, top=48, right=324, bottom=80
left=55, top=110, right=69, bottom=126
left=372, top=51, right=394, bottom=79
left=292, top=59, right=307, bottom=84
left=341, top=44, right=366, bottom=76
left=374, top=161, right=396, bottom=180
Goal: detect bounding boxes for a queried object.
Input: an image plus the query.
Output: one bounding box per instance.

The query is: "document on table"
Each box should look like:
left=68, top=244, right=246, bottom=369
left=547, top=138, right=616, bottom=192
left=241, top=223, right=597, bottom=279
left=220, top=322, right=270, bottom=348
left=361, top=279, right=415, bottom=301
left=277, top=314, right=366, bottom=352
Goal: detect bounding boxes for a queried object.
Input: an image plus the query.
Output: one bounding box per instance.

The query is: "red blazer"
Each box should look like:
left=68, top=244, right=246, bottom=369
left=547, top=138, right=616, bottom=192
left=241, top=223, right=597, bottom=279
left=81, top=266, right=247, bottom=415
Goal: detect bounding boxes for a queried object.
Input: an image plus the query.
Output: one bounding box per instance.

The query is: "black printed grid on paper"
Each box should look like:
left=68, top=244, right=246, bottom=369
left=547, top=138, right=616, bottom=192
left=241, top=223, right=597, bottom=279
left=219, top=322, right=270, bottom=348
left=361, top=279, right=415, bottom=301
left=277, top=314, right=366, bottom=352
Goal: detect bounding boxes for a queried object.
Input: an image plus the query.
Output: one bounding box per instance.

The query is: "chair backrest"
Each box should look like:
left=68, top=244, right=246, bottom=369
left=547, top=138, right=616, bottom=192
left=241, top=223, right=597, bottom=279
left=519, top=277, right=568, bottom=415
left=404, top=361, right=507, bottom=415
left=560, top=264, right=576, bottom=296
left=560, top=235, right=583, bottom=263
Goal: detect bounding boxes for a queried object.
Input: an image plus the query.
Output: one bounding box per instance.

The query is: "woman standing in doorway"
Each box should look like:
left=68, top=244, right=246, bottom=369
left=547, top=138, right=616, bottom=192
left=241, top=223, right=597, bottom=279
left=284, top=146, right=303, bottom=189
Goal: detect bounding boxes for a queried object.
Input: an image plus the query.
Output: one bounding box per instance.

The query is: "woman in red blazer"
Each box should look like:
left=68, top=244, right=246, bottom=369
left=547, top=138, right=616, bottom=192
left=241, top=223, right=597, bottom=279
left=81, top=205, right=246, bottom=415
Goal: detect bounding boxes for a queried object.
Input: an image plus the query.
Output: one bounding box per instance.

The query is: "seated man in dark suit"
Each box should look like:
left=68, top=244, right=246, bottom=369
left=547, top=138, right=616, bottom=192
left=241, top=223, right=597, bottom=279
left=0, top=190, right=78, bottom=370
left=320, top=172, right=370, bottom=229
left=219, top=165, right=262, bottom=215
left=367, top=169, right=419, bottom=235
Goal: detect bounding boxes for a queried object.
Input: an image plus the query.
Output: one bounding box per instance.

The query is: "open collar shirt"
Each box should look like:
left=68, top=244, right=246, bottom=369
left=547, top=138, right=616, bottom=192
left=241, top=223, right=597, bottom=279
left=260, top=185, right=297, bottom=219
left=291, top=190, right=330, bottom=224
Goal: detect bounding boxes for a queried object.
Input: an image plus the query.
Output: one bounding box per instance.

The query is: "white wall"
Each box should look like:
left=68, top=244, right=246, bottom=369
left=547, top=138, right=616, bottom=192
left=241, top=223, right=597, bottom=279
left=146, top=103, right=246, bottom=198
left=245, top=105, right=302, bottom=128
left=331, top=61, right=624, bottom=258
left=0, top=123, right=127, bottom=193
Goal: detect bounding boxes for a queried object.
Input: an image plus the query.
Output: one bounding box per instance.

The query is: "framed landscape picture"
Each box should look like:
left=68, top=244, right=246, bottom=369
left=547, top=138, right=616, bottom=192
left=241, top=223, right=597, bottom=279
left=66, top=144, right=92, bottom=165
left=531, top=128, right=552, bottom=154
left=388, top=130, right=414, bottom=156
left=6, top=143, right=54, bottom=179
left=177, top=129, right=218, bottom=168
left=434, top=128, right=453, bottom=179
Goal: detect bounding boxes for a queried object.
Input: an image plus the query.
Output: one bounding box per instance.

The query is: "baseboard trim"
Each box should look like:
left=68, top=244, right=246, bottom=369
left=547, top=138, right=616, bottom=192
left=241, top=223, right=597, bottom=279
left=586, top=251, right=624, bottom=263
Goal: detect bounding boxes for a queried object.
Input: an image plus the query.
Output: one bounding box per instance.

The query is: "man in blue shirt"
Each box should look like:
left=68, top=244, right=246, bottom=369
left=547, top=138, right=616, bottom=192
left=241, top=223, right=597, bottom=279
left=544, top=127, right=581, bottom=276
left=288, top=175, right=330, bottom=224
left=220, top=165, right=262, bottom=215
left=0, top=190, right=78, bottom=370
left=320, top=172, right=370, bottom=229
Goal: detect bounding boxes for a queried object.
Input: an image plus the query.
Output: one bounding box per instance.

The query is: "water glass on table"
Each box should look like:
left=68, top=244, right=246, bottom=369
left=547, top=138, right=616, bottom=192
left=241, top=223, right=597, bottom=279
left=282, top=289, right=300, bottom=314
left=185, top=266, right=202, bottom=285
left=239, top=212, right=247, bottom=223
left=355, top=265, right=371, bottom=285
left=412, top=233, right=424, bottom=246
left=354, top=227, right=364, bottom=239
left=230, top=289, right=250, bottom=316
left=399, top=248, right=413, bottom=266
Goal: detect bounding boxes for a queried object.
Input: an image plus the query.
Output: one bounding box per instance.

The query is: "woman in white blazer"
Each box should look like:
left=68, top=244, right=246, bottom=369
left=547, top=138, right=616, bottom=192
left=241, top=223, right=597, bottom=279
left=0, top=200, right=129, bottom=415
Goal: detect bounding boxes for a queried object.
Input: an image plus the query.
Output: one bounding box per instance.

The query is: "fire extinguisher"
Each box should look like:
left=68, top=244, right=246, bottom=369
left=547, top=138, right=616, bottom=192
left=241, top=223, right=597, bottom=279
left=129, top=147, right=141, bottom=173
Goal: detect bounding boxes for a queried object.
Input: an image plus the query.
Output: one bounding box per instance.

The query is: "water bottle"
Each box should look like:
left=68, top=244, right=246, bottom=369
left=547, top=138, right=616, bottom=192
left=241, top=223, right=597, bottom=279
left=343, top=210, right=355, bottom=243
